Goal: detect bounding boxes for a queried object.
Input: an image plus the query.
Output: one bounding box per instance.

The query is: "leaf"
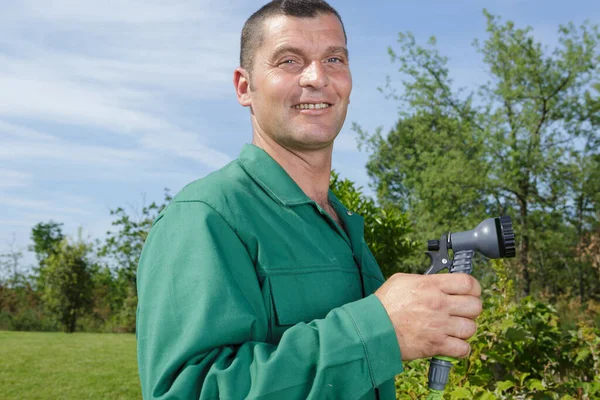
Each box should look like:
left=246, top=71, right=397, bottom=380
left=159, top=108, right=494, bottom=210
left=496, top=380, right=514, bottom=392
left=478, top=392, right=497, bottom=400
left=449, top=387, right=472, bottom=399
left=526, top=379, right=546, bottom=391
left=519, top=372, right=531, bottom=386
left=575, top=348, right=590, bottom=363
left=505, top=327, right=528, bottom=341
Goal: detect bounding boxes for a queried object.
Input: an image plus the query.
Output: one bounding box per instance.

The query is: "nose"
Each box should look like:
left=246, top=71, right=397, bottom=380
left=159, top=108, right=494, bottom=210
left=299, top=61, right=330, bottom=89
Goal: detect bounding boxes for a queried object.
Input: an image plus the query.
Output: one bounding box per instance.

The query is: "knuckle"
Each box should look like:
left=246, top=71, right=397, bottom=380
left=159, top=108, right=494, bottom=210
left=463, top=320, right=477, bottom=338
left=427, top=295, right=444, bottom=311
left=428, top=319, right=445, bottom=331
left=457, top=274, right=474, bottom=292
left=429, top=334, right=445, bottom=349
left=417, top=276, right=431, bottom=290
left=472, top=278, right=482, bottom=296
left=474, top=298, right=483, bottom=315
left=463, top=342, right=472, bottom=357
left=458, top=342, right=471, bottom=358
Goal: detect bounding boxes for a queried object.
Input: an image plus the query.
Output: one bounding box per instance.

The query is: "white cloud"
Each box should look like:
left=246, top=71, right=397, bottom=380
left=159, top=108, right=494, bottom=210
left=0, top=169, right=33, bottom=189
left=0, top=0, right=240, bottom=174
left=0, top=133, right=151, bottom=168
left=140, top=130, right=233, bottom=169
left=0, top=75, right=170, bottom=132
left=4, top=0, right=231, bottom=24
left=0, top=121, right=58, bottom=141
left=0, top=1, right=247, bottom=263
left=0, top=194, right=89, bottom=215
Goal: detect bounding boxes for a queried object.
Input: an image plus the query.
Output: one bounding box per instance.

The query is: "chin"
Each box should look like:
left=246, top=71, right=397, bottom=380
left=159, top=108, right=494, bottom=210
left=301, top=126, right=340, bottom=139
left=278, top=134, right=334, bottom=151
left=299, top=131, right=338, bottom=146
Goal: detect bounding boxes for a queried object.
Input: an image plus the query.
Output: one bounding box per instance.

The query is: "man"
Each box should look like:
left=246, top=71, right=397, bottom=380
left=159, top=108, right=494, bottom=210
left=136, top=1, right=482, bottom=399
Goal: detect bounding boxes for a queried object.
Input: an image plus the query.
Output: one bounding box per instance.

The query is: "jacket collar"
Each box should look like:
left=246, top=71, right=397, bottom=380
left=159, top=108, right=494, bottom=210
left=238, top=144, right=313, bottom=206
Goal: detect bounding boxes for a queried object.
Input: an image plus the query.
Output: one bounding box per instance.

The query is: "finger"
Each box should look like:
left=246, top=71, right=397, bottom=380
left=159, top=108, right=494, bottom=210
left=445, top=294, right=483, bottom=319
left=445, top=316, right=477, bottom=340
left=431, top=273, right=481, bottom=296
left=438, top=336, right=471, bottom=359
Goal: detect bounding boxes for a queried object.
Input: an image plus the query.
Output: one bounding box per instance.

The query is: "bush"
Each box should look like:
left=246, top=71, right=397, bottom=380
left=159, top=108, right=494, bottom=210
left=395, top=261, right=600, bottom=399
left=0, top=309, right=58, bottom=332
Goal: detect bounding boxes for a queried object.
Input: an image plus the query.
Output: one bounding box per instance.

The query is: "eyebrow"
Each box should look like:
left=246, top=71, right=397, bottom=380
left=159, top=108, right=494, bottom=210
left=269, top=45, right=349, bottom=62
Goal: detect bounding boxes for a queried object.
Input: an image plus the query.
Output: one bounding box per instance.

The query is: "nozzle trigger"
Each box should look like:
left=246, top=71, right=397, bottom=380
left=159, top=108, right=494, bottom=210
left=424, top=233, right=451, bottom=275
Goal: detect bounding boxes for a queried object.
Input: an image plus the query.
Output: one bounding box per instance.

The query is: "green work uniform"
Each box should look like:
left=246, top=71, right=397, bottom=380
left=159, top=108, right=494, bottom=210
left=136, top=144, right=404, bottom=399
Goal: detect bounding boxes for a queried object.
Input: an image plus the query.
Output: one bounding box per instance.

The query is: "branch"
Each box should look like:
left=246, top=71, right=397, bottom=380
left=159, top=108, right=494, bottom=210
left=413, top=53, right=486, bottom=133
left=498, top=185, right=527, bottom=206
left=548, top=72, right=573, bottom=101
left=530, top=73, right=572, bottom=150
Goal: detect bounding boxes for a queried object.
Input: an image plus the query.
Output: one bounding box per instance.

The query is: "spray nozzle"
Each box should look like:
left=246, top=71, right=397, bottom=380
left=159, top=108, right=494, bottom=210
left=424, top=216, right=516, bottom=275
left=423, top=216, right=517, bottom=395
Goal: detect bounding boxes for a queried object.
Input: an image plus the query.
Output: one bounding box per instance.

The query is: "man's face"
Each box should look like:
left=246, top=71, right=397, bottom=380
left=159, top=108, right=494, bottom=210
left=239, top=13, right=352, bottom=151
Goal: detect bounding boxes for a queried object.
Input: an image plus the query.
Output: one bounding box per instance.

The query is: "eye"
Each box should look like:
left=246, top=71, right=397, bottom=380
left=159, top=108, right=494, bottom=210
left=327, top=57, right=343, bottom=63
left=280, top=59, right=296, bottom=65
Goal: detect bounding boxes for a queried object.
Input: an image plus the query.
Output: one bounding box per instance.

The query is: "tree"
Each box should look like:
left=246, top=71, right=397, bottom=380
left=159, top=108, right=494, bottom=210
left=100, top=190, right=172, bottom=286
left=329, top=171, right=417, bottom=277
left=98, top=189, right=172, bottom=331
left=356, top=114, right=491, bottom=236
left=0, top=234, right=25, bottom=286
left=40, top=238, right=94, bottom=332
left=358, top=11, right=600, bottom=297
left=30, top=221, right=64, bottom=265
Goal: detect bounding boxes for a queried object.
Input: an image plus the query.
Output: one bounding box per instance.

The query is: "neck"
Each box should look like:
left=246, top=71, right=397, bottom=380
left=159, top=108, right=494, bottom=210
left=252, top=134, right=333, bottom=207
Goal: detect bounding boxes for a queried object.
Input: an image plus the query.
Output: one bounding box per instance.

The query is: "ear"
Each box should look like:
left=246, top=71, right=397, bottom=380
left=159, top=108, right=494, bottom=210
left=234, top=67, right=252, bottom=107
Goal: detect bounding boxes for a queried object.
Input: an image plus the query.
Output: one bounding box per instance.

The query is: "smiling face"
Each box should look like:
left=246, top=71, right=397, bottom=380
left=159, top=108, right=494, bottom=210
left=235, top=13, right=352, bottom=152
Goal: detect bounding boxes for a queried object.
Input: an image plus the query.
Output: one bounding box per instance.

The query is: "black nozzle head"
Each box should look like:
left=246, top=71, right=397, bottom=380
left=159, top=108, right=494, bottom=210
left=496, top=216, right=516, bottom=258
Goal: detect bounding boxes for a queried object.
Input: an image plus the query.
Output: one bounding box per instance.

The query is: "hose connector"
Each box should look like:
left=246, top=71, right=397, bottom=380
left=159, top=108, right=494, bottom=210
left=428, top=357, right=454, bottom=390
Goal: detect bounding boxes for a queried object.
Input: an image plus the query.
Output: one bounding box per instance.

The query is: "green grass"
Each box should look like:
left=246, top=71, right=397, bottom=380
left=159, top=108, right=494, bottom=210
left=0, top=331, right=141, bottom=399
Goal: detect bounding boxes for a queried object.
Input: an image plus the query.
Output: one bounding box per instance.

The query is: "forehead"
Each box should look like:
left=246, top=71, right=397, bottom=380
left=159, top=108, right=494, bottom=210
left=258, top=14, right=346, bottom=55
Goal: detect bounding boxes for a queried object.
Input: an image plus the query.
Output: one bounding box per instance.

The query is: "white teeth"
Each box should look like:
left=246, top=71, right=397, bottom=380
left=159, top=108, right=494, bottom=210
left=293, top=103, right=330, bottom=110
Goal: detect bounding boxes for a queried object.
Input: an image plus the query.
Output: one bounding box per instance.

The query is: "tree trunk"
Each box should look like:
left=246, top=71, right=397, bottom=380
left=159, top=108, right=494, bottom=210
left=68, top=310, right=77, bottom=333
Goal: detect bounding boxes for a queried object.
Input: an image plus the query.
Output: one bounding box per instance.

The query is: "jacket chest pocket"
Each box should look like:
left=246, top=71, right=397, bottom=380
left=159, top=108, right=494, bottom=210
left=264, top=268, right=362, bottom=343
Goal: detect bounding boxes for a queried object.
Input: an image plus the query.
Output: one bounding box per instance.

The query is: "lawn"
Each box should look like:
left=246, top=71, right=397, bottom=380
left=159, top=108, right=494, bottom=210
left=0, top=331, right=141, bottom=399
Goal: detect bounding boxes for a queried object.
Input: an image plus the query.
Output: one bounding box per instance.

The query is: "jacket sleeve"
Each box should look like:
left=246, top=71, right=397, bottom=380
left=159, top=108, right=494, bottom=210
left=136, top=201, right=403, bottom=400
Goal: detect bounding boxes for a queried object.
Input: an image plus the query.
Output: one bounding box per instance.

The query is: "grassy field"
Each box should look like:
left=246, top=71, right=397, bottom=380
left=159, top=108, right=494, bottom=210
left=0, top=331, right=141, bottom=399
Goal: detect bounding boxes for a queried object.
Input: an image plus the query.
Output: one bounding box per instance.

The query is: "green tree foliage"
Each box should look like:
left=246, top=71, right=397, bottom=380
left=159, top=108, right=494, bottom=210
left=357, top=11, right=600, bottom=297
left=84, top=265, right=128, bottom=332
left=0, top=236, right=56, bottom=331
left=100, top=194, right=168, bottom=288
left=29, top=221, right=64, bottom=266
left=98, top=189, right=172, bottom=331
left=40, top=238, right=94, bottom=333
left=330, top=171, right=418, bottom=276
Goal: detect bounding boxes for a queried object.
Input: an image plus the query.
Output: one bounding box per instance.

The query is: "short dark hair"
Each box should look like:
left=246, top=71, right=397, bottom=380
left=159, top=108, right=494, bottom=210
left=240, top=0, right=347, bottom=74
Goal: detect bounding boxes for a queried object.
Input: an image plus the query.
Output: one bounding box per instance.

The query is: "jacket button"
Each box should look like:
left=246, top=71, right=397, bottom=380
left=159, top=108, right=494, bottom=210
left=347, top=211, right=353, bottom=216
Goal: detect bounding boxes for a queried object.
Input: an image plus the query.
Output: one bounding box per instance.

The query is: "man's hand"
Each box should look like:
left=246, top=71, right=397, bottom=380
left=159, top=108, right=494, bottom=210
left=374, top=273, right=482, bottom=361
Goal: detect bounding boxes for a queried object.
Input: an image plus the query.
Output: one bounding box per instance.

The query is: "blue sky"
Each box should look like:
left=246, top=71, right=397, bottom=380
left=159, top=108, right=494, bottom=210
left=1, top=0, right=597, bottom=268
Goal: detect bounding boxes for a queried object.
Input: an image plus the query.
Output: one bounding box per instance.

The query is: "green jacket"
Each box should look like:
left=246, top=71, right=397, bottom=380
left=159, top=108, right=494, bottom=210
left=136, top=144, right=403, bottom=399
